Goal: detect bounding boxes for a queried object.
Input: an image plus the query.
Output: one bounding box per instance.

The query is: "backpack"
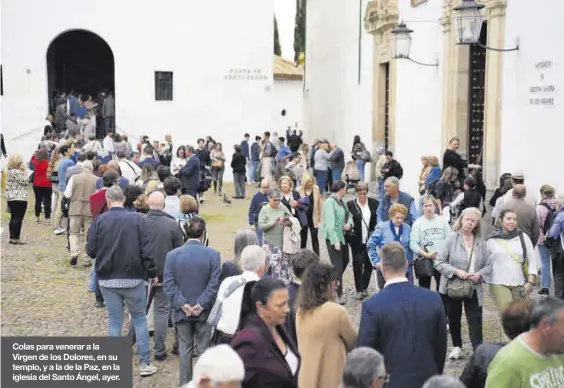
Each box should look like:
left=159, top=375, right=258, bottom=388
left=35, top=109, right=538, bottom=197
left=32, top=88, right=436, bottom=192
left=540, top=203, right=557, bottom=235
left=207, top=277, right=247, bottom=328
left=426, top=179, right=440, bottom=197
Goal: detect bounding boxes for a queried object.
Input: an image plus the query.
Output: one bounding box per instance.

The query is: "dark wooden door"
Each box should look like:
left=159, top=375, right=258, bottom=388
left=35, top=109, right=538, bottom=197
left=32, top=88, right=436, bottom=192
left=467, top=23, right=487, bottom=165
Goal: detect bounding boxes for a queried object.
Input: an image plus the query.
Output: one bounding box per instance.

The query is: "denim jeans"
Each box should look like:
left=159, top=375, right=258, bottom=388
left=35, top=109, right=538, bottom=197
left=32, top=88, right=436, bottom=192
left=356, top=160, right=366, bottom=182
left=234, top=172, right=246, bottom=197
left=315, top=170, right=328, bottom=194
left=104, top=117, right=115, bottom=132
left=332, top=167, right=343, bottom=183
left=255, top=222, right=264, bottom=246
left=88, top=267, right=96, bottom=292
left=100, top=282, right=151, bottom=365
left=177, top=320, right=212, bottom=385
left=249, top=160, right=259, bottom=183
left=538, top=245, right=552, bottom=289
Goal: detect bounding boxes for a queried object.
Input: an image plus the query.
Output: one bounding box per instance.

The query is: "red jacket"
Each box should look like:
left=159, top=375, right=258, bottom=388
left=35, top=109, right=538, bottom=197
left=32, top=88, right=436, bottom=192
left=31, top=158, right=51, bottom=187
left=90, top=189, right=108, bottom=219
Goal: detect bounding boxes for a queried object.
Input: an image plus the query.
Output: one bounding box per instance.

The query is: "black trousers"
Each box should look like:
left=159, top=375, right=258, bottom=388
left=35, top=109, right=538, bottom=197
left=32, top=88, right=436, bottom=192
left=300, top=224, right=319, bottom=256
left=446, top=291, right=483, bottom=349
left=553, top=249, right=564, bottom=299
left=326, top=240, right=349, bottom=297
left=418, top=268, right=441, bottom=291
left=8, top=200, right=27, bottom=239
left=351, top=245, right=373, bottom=292
left=33, top=185, right=52, bottom=218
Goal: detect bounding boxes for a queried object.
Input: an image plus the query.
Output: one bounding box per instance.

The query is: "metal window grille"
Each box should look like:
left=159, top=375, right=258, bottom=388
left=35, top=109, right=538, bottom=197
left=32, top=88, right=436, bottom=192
left=467, top=23, right=487, bottom=165
left=384, top=62, right=390, bottom=151
left=155, top=71, right=173, bottom=101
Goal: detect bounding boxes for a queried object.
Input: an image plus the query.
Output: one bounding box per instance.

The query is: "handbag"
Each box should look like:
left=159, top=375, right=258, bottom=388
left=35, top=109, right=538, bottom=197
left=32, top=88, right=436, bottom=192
left=413, top=242, right=435, bottom=279
left=497, top=232, right=528, bottom=279
left=446, top=240, right=475, bottom=299
left=212, top=160, right=223, bottom=169
left=332, top=196, right=355, bottom=241
left=360, top=150, right=372, bottom=162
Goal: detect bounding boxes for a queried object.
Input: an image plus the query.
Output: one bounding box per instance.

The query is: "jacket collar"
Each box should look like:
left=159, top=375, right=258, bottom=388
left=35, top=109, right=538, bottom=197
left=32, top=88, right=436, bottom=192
left=108, top=206, right=126, bottom=212
left=186, top=239, right=203, bottom=245
left=147, top=209, right=176, bottom=220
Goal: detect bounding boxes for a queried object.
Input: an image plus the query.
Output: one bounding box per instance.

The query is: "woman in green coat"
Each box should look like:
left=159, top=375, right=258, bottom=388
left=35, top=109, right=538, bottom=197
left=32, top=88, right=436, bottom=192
left=321, top=180, right=354, bottom=304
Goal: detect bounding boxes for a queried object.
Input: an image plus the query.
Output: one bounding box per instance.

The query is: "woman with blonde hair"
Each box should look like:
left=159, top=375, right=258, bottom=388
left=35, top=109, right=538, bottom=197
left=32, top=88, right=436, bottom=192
left=418, top=156, right=431, bottom=195
left=144, top=179, right=160, bottom=195
left=424, top=156, right=441, bottom=190
left=433, top=166, right=458, bottom=216
left=48, top=148, right=62, bottom=230
left=5, top=154, right=29, bottom=244
left=435, top=207, right=490, bottom=360
left=299, top=173, right=321, bottom=255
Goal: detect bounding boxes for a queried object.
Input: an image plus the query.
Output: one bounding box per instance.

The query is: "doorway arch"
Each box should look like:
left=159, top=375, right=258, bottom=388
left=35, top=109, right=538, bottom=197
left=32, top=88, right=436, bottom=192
left=46, top=29, right=115, bottom=124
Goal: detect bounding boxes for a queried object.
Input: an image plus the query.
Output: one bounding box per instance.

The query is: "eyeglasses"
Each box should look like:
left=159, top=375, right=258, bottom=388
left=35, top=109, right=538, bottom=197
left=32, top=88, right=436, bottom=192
left=377, top=374, right=391, bottom=384
left=271, top=199, right=281, bottom=203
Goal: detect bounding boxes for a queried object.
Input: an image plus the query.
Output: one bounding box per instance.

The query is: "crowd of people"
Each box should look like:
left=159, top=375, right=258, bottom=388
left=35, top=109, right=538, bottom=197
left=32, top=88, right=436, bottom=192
left=2, top=120, right=564, bottom=388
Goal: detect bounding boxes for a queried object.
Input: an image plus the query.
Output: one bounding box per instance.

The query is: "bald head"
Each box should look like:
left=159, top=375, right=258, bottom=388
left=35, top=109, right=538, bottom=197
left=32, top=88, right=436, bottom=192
left=260, top=179, right=270, bottom=193
left=513, top=184, right=527, bottom=200
left=148, top=191, right=165, bottom=210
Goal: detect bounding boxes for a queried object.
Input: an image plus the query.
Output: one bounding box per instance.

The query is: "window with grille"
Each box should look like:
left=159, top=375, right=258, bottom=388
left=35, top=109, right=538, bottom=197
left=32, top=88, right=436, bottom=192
left=155, top=71, right=173, bottom=101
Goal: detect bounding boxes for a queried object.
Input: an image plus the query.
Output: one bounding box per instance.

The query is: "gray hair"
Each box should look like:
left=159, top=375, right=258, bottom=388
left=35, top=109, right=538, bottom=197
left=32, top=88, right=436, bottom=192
left=233, top=230, right=259, bottom=265
left=105, top=185, right=125, bottom=202
left=268, top=188, right=282, bottom=199
left=530, top=297, right=564, bottom=329
left=240, top=245, right=266, bottom=272
left=452, top=207, right=482, bottom=237
left=380, top=242, right=407, bottom=273
left=384, top=176, right=399, bottom=187
left=82, top=160, right=94, bottom=172
left=422, top=375, right=465, bottom=388
left=190, top=344, right=244, bottom=384
left=342, top=347, right=385, bottom=388
left=355, top=182, right=369, bottom=193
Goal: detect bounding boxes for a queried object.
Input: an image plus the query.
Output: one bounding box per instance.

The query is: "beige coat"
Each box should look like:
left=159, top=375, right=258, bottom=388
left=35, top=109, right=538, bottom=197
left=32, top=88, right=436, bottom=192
left=299, top=185, right=322, bottom=228
left=297, top=302, right=357, bottom=388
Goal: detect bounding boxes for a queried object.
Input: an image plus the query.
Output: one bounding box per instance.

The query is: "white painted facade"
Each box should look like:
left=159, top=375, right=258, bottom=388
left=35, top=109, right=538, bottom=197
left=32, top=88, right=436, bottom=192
left=304, top=0, right=373, bottom=162
left=1, top=0, right=277, bottom=171
left=394, top=0, right=443, bottom=197
left=271, top=80, right=304, bottom=134
left=499, top=0, right=564, bottom=196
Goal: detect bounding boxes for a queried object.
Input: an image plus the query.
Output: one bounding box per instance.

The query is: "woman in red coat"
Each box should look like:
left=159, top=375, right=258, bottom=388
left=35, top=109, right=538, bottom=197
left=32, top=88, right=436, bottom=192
left=31, top=148, right=52, bottom=223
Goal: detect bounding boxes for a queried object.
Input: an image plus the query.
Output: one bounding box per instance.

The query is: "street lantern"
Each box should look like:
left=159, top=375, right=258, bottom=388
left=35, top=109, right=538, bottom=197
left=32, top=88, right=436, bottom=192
left=452, top=0, right=485, bottom=45
left=391, top=22, right=413, bottom=59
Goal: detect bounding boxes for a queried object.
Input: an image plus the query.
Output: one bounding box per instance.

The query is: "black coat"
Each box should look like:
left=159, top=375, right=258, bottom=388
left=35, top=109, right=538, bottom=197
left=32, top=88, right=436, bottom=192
left=443, top=149, right=467, bottom=176
left=144, top=210, right=185, bottom=280
left=195, top=147, right=210, bottom=170
left=231, top=151, right=247, bottom=173
left=459, top=342, right=505, bottom=388
left=382, top=160, right=403, bottom=180
left=346, top=197, right=379, bottom=249
left=284, top=281, right=300, bottom=345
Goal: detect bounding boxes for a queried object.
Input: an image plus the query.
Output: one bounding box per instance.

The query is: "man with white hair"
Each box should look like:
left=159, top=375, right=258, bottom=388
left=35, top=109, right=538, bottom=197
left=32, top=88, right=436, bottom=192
left=377, top=176, right=418, bottom=226
left=64, top=160, right=98, bottom=266
left=422, top=375, right=465, bottom=388
left=183, top=345, right=244, bottom=388
left=213, top=245, right=267, bottom=344
left=341, top=347, right=388, bottom=388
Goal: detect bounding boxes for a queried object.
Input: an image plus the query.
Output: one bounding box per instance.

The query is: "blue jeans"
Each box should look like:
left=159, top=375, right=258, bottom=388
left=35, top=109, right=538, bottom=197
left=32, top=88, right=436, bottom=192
left=104, top=117, right=115, bottom=132
left=255, top=222, right=264, bottom=246
left=315, top=170, right=328, bottom=194
left=332, top=168, right=343, bottom=182
left=249, top=161, right=259, bottom=183
left=538, top=245, right=552, bottom=289
left=88, top=267, right=96, bottom=292
left=100, top=282, right=151, bottom=365
left=357, top=160, right=366, bottom=182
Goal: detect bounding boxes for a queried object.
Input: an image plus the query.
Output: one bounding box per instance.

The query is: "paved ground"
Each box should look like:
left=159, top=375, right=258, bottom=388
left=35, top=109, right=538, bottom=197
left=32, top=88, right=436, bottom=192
left=1, top=183, right=507, bottom=387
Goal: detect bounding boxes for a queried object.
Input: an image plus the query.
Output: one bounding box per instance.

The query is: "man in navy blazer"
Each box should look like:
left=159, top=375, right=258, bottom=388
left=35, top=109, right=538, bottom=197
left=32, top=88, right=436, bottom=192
left=163, top=217, right=221, bottom=386
left=179, top=145, right=201, bottom=199
left=357, top=242, right=447, bottom=388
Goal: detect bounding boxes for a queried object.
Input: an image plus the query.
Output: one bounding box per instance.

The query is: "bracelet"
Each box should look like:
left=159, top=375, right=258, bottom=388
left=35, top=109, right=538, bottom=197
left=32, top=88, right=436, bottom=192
left=526, top=281, right=535, bottom=286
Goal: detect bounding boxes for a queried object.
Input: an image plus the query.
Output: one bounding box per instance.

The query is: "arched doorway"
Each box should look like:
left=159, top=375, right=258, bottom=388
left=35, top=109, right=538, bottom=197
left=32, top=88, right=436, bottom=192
left=46, top=29, right=115, bottom=136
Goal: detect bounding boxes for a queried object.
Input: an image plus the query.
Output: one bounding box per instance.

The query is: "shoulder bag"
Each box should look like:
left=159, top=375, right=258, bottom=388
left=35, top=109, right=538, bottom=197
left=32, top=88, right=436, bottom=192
left=413, top=242, right=435, bottom=279
left=207, top=277, right=247, bottom=328
left=332, top=196, right=355, bottom=241
left=446, top=240, right=475, bottom=299
left=496, top=232, right=528, bottom=279
left=353, top=199, right=372, bottom=245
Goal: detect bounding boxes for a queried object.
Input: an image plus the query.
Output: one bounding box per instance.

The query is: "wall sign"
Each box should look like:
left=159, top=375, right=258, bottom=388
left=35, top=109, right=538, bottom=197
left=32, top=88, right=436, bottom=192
left=528, top=60, right=555, bottom=106
left=411, top=0, right=428, bottom=7
left=225, top=68, right=268, bottom=81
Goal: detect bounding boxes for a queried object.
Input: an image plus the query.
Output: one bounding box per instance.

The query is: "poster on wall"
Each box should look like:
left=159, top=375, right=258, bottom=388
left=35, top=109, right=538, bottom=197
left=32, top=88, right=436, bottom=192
left=527, top=60, right=556, bottom=107
left=411, top=0, right=428, bottom=6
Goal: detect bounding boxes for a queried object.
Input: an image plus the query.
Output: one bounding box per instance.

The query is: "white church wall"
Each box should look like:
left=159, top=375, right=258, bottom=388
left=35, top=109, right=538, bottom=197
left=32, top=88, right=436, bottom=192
left=304, top=0, right=373, bottom=163
left=393, top=0, right=443, bottom=197
left=271, top=80, right=304, bottom=135
left=499, top=0, right=564, bottom=198
left=1, top=0, right=273, bottom=176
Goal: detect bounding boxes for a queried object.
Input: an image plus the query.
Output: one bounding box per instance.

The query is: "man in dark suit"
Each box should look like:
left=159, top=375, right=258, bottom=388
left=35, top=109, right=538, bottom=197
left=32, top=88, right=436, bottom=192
left=138, top=146, right=160, bottom=168
left=163, top=217, right=221, bottom=386
left=179, top=145, right=201, bottom=199
left=347, top=183, right=379, bottom=300
left=357, top=242, right=447, bottom=388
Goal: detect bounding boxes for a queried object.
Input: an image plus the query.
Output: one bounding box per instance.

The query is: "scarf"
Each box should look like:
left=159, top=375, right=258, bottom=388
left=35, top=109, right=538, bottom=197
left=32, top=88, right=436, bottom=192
left=485, top=228, right=521, bottom=241
left=389, top=221, right=403, bottom=242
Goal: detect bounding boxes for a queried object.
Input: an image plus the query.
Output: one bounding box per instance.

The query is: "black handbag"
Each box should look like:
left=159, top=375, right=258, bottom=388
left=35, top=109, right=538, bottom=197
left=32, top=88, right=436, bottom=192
left=413, top=242, right=435, bottom=279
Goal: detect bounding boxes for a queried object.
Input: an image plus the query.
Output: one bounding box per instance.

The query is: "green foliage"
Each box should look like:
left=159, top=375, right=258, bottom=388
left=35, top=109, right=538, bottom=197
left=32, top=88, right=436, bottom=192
left=293, top=0, right=306, bottom=63
left=274, top=16, right=282, bottom=56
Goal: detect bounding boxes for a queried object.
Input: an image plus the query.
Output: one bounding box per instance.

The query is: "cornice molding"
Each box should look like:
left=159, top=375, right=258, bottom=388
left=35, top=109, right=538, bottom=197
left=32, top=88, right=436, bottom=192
left=364, top=0, right=399, bottom=35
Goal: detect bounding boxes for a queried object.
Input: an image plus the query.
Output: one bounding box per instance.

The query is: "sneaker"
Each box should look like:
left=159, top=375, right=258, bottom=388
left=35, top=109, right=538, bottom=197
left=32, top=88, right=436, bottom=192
left=448, top=347, right=462, bottom=360
left=154, top=353, right=167, bottom=362
left=54, top=227, right=66, bottom=235
left=70, top=256, right=78, bottom=266
left=9, top=239, right=18, bottom=245
left=362, top=289, right=369, bottom=298
left=94, top=299, right=104, bottom=308
left=446, top=323, right=450, bottom=332
left=538, top=288, right=550, bottom=295
left=355, top=292, right=364, bottom=300
left=139, top=363, right=157, bottom=377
